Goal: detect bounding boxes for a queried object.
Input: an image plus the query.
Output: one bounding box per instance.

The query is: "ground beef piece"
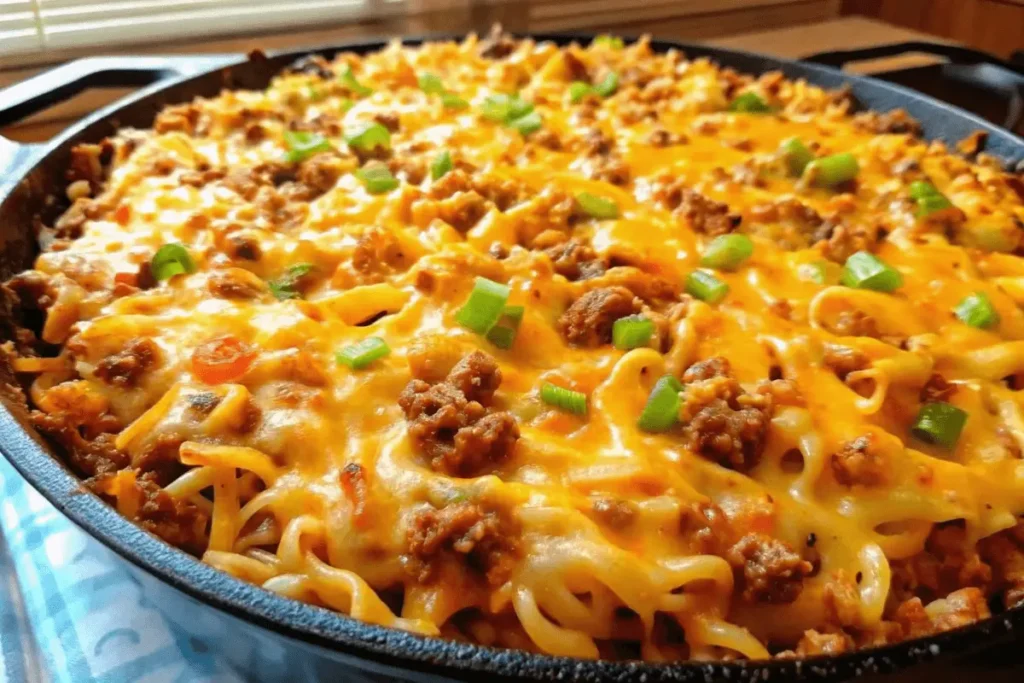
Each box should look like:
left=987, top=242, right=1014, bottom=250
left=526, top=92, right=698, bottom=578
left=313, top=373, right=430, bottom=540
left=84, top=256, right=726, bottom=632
left=679, top=357, right=774, bottom=471
left=660, top=184, right=741, bottom=236
left=406, top=502, right=518, bottom=585
left=979, top=522, right=1024, bottom=609
left=544, top=240, right=607, bottom=281
left=591, top=498, right=637, bottom=529
left=580, top=128, right=614, bottom=156
left=399, top=352, right=519, bottom=476
left=921, top=373, right=956, bottom=403
left=351, top=226, right=406, bottom=281
left=287, top=54, right=335, bottom=80
left=131, top=473, right=208, bottom=556
left=445, top=351, right=502, bottom=404
left=207, top=268, right=268, bottom=300
left=372, top=112, right=400, bottom=132
left=478, top=24, right=517, bottom=59
left=93, top=338, right=159, bottom=388
left=154, top=103, right=201, bottom=135
left=778, top=630, right=855, bottom=658
left=647, top=128, right=688, bottom=147
left=226, top=233, right=262, bottom=262
left=893, top=587, right=990, bottom=639
left=180, top=168, right=226, bottom=188
left=558, top=286, right=641, bottom=347
left=727, top=533, right=812, bottom=604
left=890, top=521, right=992, bottom=607
left=831, top=435, right=887, bottom=487
left=586, top=156, right=631, bottom=186
left=680, top=501, right=732, bottom=555
left=30, top=411, right=129, bottom=477
left=296, top=153, right=345, bottom=198
left=5, top=271, right=56, bottom=311
left=438, top=191, right=489, bottom=232
left=816, top=220, right=880, bottom=263
left=822, top=344, right=869, bottom=381
left=854, top=108, right=922, bottom=137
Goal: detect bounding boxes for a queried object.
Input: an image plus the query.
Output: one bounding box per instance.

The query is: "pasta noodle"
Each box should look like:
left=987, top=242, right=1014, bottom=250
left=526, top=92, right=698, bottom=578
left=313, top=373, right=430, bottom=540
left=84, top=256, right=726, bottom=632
left=4, top=29, right=1024, bottom=662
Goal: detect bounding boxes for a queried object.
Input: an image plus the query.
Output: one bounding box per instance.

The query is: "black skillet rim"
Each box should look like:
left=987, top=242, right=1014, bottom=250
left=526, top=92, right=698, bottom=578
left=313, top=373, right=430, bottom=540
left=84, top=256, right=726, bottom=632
left=1, top=32, right=1023, bottom=683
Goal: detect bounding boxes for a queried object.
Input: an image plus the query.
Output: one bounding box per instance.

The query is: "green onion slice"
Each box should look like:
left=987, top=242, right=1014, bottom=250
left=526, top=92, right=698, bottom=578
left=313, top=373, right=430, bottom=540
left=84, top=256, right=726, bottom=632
left=456, top=277, right=510, bottom=334
left=486, top=305, right=525, bottom=349
left=508, top=110, right=542, bottom=135
left=916, top=193, right=954, bottom=217
left=955, top=292, right=999, bottom=329
left=908, top=180, right=942, bottom=200
left=344, top=122, right=391, bottom=154
left=612, top=315, right=655, bottom=350
left=781, top=137, right=815, bottom=177
left=355, top=165, right=399, bottom=194
left=576, top=192, right=619, bottom=219
left=685, top=270, right=730, bottom=304
left=592, top=35, right=624, bottom=50
left=336, top=337, right=390, bottom=370
left=481, top=93, right=534, bottom=123
left=268, top=263, right=314, bottom=300
left=593, top=71, right=619, bottom=98
left=569, top=81, right=593, bottom=104
left=912, top=401, right=968, bottom=448
left=840, top=251, right=902, bottom=292
left=430, top=150, right=453, bottom=180
left=283, top=130, right=332, bottom=163
left=729, top=92, right=772, bottom=113
left=637, top=374, right=683, bottom=432
left=440, top=92, right=469, bottom=109
left=700, top=233, right=754, bottom=270
left=418, top=72, right=445, bottom=94
left=540, top=382, right=588, bottom=416
left=340, top=66, right=373, bottom=97
left=150, top=243, right=197, bottom=281
left=806, top=152, right=859, bottom=188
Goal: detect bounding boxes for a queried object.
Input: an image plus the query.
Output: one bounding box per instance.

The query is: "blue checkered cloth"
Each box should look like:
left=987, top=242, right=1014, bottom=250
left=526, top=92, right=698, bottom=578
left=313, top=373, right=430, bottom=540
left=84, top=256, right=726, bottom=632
left=0, top=456, right=245, bottom=683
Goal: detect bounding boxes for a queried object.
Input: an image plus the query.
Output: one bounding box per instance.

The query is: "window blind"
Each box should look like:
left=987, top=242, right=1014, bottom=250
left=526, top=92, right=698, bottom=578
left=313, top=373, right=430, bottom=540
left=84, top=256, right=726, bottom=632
left=0, top=0, right=406, bottom=58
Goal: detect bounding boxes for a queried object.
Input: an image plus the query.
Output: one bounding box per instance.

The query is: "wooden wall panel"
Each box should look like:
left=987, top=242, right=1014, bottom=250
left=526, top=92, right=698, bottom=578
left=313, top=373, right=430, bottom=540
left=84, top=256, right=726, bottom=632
left=842, top=0, right=1024, bottom=57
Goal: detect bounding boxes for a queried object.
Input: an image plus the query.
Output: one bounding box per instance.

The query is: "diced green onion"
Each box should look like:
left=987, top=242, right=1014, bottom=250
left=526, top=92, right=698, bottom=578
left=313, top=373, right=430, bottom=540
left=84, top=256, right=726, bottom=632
left=729, top=92, right=772, bottom=113
left=486, top=305, right=525, bottom=349
left=336, top=337, right=390, bottom=370
left=150, top=243, right=196, bottom=281
left=637, top=374, right=683, bottom=432
left=781, top=137, right=815, bottom=177
left=430, top=150, right=453, bottom=180
left=540, top=383, right=588, bottom=416
left=955, top=292, right=999, bottom=329
left=908, top=180, right=942, bottom=200
left=576, top=192, right=619, bottom=219
left=418, top=72, right=445, bottom=94
left=268, top=263, right=313, bottom=300
left=456, top=277, right=510, bottom=334
left=283, top=130, right=332, bottom=163
left=840, top=251, right=902, bottom=292
left=916, top=193, right=954, bottom=217
left=912, top=401, right=968, bottom=448
left=508, top=110, right=542, bottom=135
left=340, top=66, right=373, bottom=97
left=481, top=93, right=534, bottom=123
left=685, top=270, right=730, bottom=304
left=612, top=315, right=654, bottom=350
left=806, top=152, right=859, bottom=188
left=344, top=122, right=391, bottom=154
left=440, top=92, right=469, bottom=109
left=355, top=165, right=399, bottom=194
left=797, top=260, right=829, bottom=285
left=305, top=85, right=322, bottom=101
left=593, top=71, right=619, bottom=98
left=569, top=81, right=593, bottom=104
left=592, top=35, right=624, bottom=50
left=700, top=233, right=754, bottom=271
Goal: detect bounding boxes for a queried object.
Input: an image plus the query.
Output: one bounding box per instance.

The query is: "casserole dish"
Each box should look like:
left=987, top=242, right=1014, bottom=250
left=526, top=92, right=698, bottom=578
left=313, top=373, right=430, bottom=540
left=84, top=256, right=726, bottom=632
left=1, top=33, right=1024, bottom=682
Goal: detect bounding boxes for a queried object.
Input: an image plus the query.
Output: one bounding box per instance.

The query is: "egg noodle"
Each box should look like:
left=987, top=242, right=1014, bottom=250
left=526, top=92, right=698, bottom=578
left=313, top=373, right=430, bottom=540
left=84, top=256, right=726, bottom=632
left=4, top=29, right=1024, bottom=661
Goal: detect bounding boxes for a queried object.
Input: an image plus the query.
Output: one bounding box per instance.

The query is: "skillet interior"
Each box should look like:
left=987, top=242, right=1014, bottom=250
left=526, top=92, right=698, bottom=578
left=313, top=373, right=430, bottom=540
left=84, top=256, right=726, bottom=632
left=1, top=34, right=1023, bottom=682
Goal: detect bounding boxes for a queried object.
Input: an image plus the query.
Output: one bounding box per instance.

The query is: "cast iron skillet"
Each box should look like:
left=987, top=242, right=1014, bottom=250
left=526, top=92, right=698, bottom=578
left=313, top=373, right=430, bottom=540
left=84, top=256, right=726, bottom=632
left=1, top=34, right=1023, bottom=683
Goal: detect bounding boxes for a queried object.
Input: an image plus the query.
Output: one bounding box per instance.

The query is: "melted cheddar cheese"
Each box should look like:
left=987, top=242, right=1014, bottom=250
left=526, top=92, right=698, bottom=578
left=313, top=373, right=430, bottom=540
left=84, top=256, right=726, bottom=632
left=6, top=31, right=1024, bottom=661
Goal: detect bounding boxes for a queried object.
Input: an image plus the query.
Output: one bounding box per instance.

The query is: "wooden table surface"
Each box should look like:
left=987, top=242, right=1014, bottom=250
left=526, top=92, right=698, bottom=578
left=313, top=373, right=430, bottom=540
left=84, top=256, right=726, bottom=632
left=0, top=15, right=946, bottom=144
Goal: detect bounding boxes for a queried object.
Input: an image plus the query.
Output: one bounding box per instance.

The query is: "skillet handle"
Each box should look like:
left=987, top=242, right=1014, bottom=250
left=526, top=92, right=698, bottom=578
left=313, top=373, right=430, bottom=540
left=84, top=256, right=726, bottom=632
left=805, top=41, right=1024, bottom=131
left=0, top=54, right=241, bottom=130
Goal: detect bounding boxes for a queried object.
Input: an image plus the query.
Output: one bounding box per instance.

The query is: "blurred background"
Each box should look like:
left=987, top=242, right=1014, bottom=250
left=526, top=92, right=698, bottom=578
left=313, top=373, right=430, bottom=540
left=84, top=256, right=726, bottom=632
left=0, top=0, right=1022, bottom=141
